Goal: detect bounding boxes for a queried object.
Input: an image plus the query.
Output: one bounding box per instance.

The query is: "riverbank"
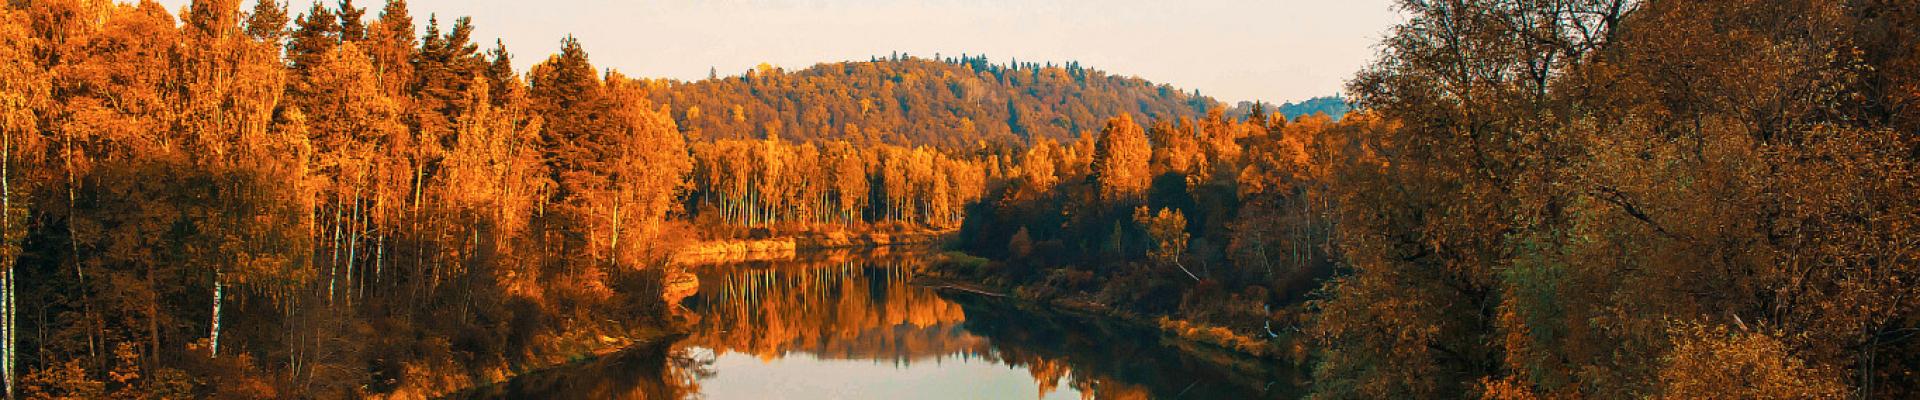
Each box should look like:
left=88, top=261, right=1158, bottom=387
left=668, top=227, right=953, bottom=265
left=442, top=330, right=693, bottom=400
left=913, top=273, right=1303, bottom=393
left=916, top=253, right=1298, bottom=364
left=414, top=325, right=687, bottom=400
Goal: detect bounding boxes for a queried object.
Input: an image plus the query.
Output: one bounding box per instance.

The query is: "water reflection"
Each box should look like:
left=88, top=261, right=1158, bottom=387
left=447, top=339, right=710, bottom=400
left=684, top=251, right=982, bottom=363
left=460, top=249, right=1301, bottom=399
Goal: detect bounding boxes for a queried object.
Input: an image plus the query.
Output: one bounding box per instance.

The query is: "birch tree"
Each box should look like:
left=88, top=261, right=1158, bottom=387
left=0, top=6, right=49, bottom=396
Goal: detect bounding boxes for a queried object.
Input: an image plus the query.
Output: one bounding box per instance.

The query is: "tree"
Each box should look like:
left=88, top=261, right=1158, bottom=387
left=528, top=37, right=692, bottom=269
left=0, top=7, right=51, bottom=397
left=602, top=76, right=691, bottom=265
left=1308, top=0, right=1920, bottom=398
left=528, top=36, right=601, bottom=120
left=1089, top=114, right=1150, bottom=204
left=483, top=39, right=516, bottom=107
left=1007, top=227, right=1033, bottom=259
left=304, top=41, right=404, bottom=304
left=826, top=142, right=868, bottom=224
left=413, top=15, right=484, bottom=138
left=1653, top=324, right=1845, bottom=399
left=177, top=0, right=302, bottom=358
left=287, top=1, right=340, bottom=101
left=335, top=0, right=366, bottom=43
left=366, top=0, right=414, bottom=94
left=243, top=0, right=287, bottom=43
left=1018, top=138, right=1059, bottom=196
left=1136, top=207, right=1195, bottom=281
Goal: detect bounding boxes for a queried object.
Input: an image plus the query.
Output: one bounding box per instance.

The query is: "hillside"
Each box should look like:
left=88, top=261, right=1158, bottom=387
left=1229, top=96, right=1350, bottom=121
left=637, top=56, right=1222, bottom=147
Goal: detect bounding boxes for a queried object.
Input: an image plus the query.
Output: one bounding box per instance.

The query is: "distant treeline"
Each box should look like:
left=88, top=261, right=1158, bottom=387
left=1230, top=96, right=1350, bottom=122
left=639, top=55, right=1219, bottom=147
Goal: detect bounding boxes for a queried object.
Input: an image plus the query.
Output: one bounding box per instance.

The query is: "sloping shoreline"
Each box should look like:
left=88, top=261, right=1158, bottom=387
left=915, top=256, right=1296, bottom=364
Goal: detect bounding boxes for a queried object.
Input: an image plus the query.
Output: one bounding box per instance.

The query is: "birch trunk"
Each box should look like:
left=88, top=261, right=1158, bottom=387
left=209, top=270, right=223, bottom=357
left=3, top=120, right=13, bottom=400
left=610, top=199, right=621, bottom=265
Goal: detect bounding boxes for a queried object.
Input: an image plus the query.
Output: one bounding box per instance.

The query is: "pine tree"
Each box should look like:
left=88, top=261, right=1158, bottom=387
left=335, top=0, right=367, bottom=42
left=243, top=0, right=289, bottom=43
left=529, top=36, right=601, bottom=119
left=483, top=40, right=516, bottom=107
left=288, top=2, right=340, bottom=76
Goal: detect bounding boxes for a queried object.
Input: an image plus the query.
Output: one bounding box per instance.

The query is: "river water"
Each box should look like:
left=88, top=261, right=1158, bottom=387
left=455, top=249, right=1303, bottom=399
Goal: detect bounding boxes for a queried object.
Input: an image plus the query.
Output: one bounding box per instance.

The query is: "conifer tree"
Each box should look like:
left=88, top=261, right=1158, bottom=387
left=243, top=0, right=288, bottom=43
left=335, top=0, right=367, bottom=42
left=288, top=2, right=341, bottom=83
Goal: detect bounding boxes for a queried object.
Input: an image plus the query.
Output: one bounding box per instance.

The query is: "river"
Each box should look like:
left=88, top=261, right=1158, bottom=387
left=454, top=249, right=1304, bottom=399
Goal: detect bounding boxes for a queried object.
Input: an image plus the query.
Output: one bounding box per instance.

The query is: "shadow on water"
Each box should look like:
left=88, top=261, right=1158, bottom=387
left=944, top=293, right=1308, bottom=399
left=446, top=338, right=712, bottom=400
left=455, top=248, right=1305, bottom=399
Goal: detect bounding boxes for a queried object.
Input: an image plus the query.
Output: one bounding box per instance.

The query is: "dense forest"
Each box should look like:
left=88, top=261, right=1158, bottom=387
left=640, top=55, right=1218, bottom=147
left=0, top=0, right=1294, bottom=397
left=0, top=0, right=697, bottom=397
left=1, top=0, right=1915, bottom=398
left=945, top=0, right=1920, bottom=398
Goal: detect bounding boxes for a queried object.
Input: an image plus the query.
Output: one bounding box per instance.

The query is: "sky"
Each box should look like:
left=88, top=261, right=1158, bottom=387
left=157, top=0, right=1404, bottom=104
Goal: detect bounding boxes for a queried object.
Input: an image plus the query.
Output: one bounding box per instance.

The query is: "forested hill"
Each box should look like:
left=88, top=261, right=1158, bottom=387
left=636, top=56, right=1222, bottom=147
left=1234, top=96, right=1350, bottom=121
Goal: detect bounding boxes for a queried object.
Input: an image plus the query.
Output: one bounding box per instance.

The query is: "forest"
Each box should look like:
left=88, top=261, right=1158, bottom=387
left=641, top=55, right=1217, bottom=147
left=945, top=0, right=1920, bottom=398
left=0, top=0, right=1226, bottom=397
left=0, top=0, right=1915, bottom=398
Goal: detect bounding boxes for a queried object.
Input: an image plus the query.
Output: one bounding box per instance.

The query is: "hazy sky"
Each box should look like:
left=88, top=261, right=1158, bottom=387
left=157, top=0, right=1403, bottom=103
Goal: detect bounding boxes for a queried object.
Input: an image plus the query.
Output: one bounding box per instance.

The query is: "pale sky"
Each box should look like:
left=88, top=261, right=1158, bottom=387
left=156, top=0, right=1403, bottom=104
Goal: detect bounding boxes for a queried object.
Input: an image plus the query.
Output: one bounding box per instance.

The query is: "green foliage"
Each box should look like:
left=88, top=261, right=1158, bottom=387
left=938, top=251, right=991, bottom=271
left=1231, top=96, right=1350, bottom=122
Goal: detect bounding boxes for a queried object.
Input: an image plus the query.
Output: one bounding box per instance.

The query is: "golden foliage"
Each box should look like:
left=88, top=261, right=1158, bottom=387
left=1655, top=324, right=1845, bottom=399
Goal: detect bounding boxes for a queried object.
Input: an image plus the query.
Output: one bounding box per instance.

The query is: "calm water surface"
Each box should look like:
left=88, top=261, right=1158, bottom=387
left=458, top=250, right=1302, bottom=399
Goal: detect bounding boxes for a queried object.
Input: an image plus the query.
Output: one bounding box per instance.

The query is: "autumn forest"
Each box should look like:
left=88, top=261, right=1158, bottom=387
left=0, top=0, right=1917, bottom=398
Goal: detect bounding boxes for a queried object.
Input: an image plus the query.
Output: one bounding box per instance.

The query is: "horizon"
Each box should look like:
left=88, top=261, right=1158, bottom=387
left=152, top=0, right=1402, bottom=104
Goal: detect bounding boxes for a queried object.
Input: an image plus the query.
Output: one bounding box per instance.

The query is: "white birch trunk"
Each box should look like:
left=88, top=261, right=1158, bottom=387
left=209, top=270, right=223, bottom=358
left=3, top=117, right=15, bottom=400
left=610, top=199, right=621, bottom=265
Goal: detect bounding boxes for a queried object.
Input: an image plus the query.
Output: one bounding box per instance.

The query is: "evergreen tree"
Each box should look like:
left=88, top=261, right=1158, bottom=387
left=243, top=0, right=288, bottom=43
left=288, top=2, right=340, bottom=74
left=484, top=39, right=516, bottom=107
left=336, top=0, right=367, bottom=42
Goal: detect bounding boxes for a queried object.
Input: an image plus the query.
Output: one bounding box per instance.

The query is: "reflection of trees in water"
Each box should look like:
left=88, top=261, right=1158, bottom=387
left=667, top=347, right=717, bottom=395
left=686, top=251, right=1298, bottom=399
left=1019, top=357, right=1153, bottom=400
left=684, top=250, right=992, bottom=363
left=945, top=294, right=1305, bottom=399
left=449, top=339, right=706, bottom=400
left=468, top=252, right=1299, bottom=399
